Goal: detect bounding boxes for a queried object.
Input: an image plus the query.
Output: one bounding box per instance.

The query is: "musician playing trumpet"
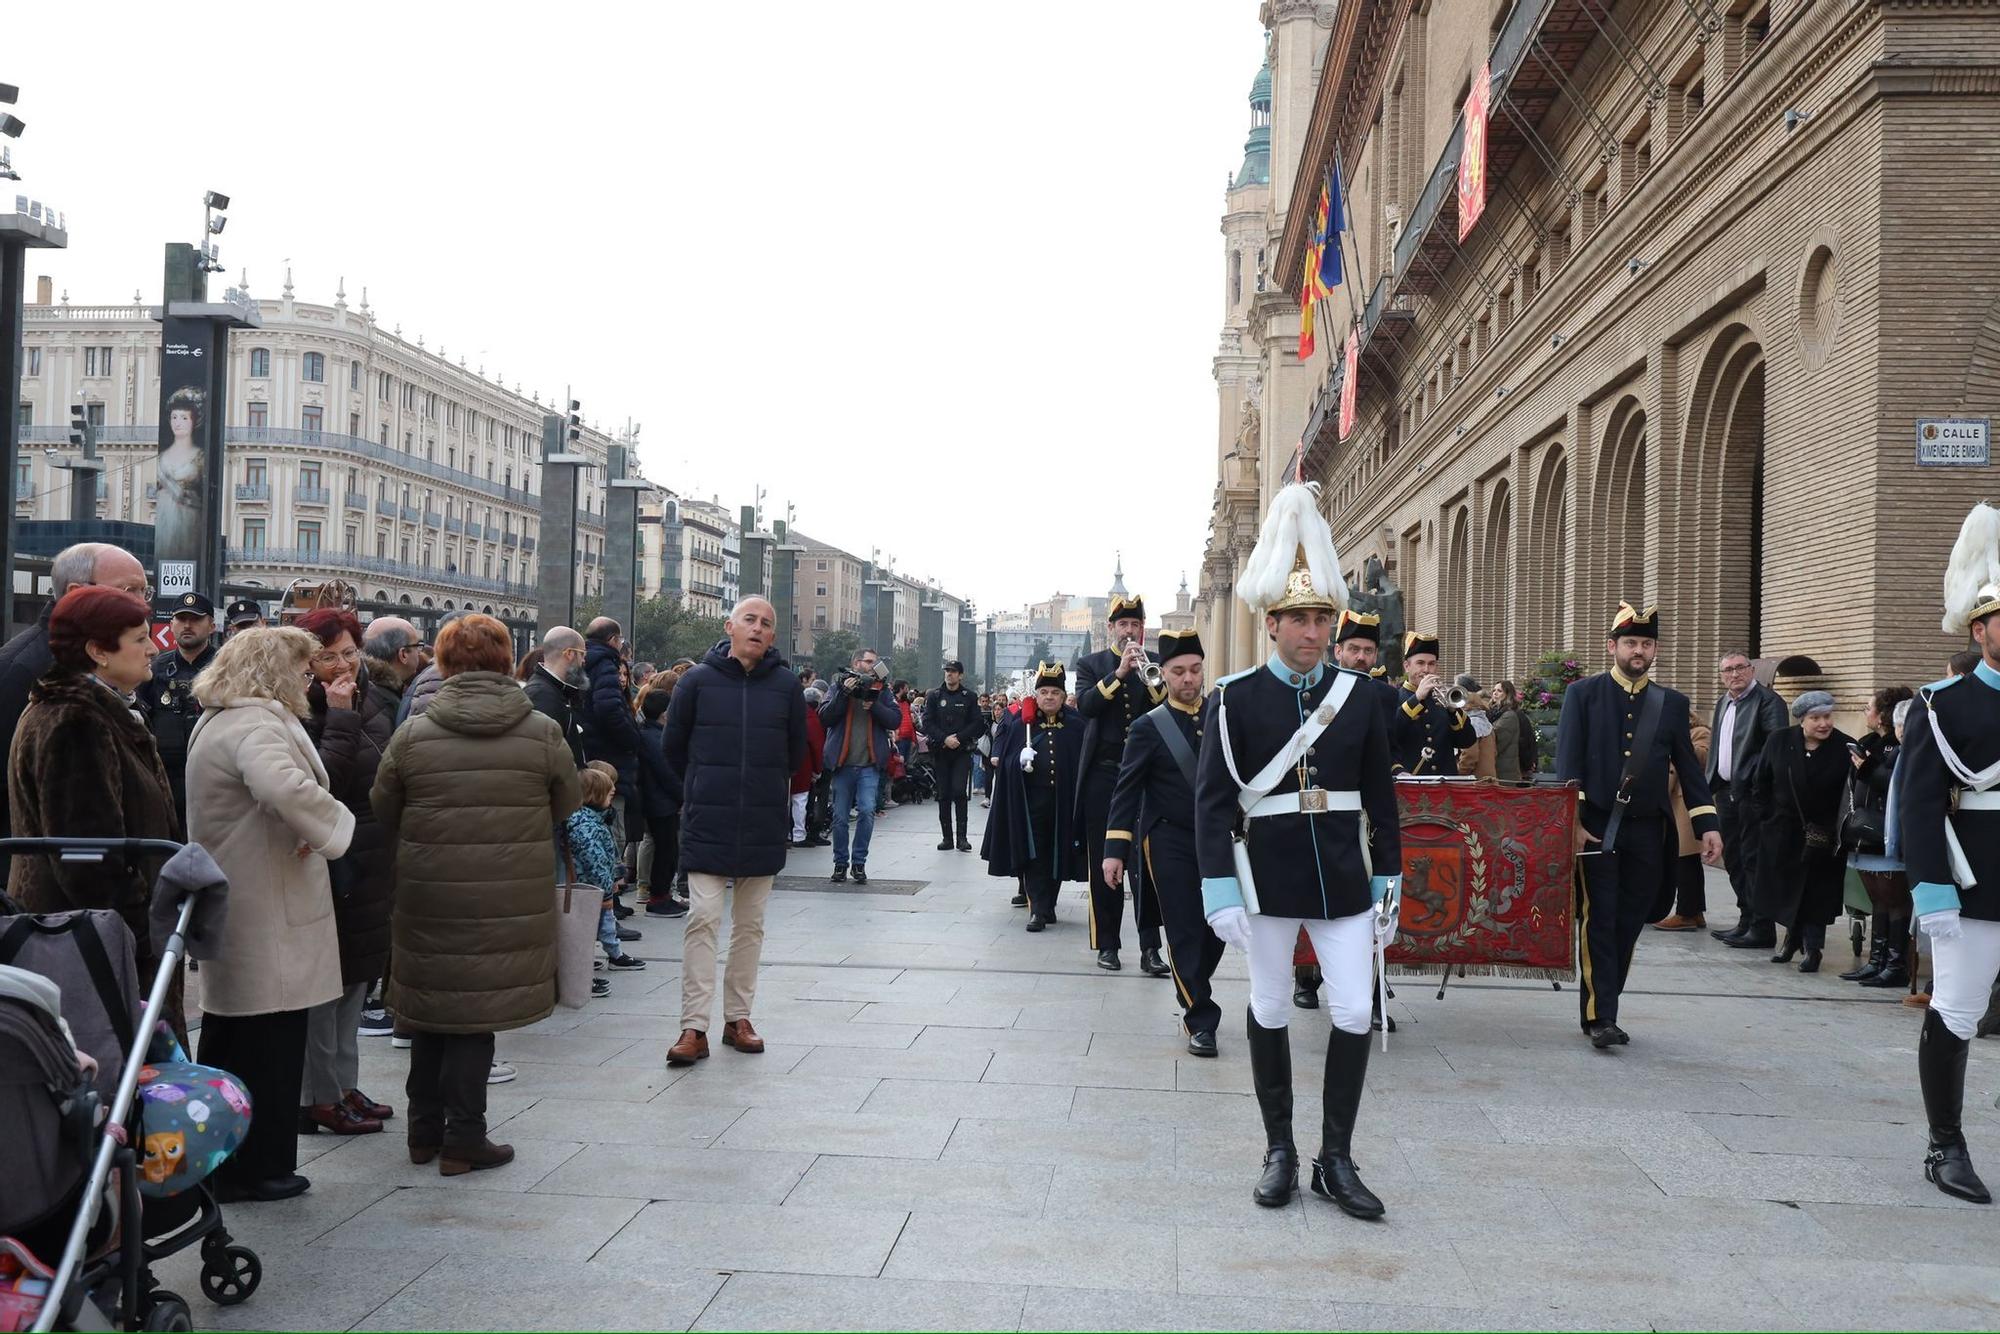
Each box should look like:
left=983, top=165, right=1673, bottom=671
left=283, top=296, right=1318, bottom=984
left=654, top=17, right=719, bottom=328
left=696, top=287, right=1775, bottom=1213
left=1393, top=630, right=1475, bottom=776
left=1075, top=595, right=1170, bottom=975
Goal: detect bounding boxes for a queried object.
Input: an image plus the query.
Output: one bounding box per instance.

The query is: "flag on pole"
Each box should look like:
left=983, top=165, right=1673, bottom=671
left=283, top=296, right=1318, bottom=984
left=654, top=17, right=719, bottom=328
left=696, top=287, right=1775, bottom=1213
left=1338, top=328, right=1360, bottom=442
left=1298, top=173, right=1332, bottom=360
left=1320, top=161, right=1345, bottom=292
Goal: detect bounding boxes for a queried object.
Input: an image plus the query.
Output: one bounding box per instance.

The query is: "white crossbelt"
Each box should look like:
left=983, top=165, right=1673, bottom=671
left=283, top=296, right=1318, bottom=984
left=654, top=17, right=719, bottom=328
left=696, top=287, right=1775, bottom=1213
left=1244, top=789, right=1361, bottom=819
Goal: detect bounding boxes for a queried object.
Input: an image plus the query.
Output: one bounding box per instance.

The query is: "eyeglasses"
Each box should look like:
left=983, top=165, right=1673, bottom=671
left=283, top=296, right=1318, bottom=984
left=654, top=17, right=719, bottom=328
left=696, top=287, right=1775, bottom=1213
left=310, top=647, right=362, bottom=667
left=1719, top=662, right=1753, bottom=674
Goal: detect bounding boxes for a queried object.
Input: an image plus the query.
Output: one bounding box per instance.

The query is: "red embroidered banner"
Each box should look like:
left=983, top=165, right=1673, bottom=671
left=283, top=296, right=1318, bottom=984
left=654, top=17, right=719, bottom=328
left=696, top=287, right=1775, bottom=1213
left=1387, top=781, right=1576, bottom=978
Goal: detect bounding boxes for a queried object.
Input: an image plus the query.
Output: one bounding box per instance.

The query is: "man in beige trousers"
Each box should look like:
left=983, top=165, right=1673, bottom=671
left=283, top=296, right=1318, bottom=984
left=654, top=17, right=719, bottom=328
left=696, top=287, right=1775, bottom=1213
left=661, top=598, right=807, bottom=1066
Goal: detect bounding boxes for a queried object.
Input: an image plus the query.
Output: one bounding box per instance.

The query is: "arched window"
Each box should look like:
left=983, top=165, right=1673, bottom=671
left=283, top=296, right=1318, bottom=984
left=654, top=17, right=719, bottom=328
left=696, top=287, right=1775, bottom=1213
left=302, top=352, right=325, bottom=383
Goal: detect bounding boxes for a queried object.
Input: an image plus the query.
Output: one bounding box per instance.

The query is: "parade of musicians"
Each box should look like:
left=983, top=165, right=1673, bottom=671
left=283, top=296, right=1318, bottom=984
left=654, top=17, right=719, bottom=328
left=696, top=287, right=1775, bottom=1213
left=2, top=2, right=1999, bottom=1331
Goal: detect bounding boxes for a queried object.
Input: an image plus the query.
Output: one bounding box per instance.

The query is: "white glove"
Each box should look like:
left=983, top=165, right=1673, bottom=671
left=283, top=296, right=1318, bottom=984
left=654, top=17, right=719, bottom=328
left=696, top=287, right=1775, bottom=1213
left=1017, top=744, right=1036, bottom=773
left=1207, top=905, right=1252, bottom=951
left=1922, top=908, right=1964, bottom=941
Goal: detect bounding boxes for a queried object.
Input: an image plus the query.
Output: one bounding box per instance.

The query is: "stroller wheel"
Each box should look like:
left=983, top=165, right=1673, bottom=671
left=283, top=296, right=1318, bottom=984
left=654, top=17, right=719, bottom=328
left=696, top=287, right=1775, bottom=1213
left=141, top=1293, right=194, bottom=1331
left=199, top=1243, right=263, bottom=1306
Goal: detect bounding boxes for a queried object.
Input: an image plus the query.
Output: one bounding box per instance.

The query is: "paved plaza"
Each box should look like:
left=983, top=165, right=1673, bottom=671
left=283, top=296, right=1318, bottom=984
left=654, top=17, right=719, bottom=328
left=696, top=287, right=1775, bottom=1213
left=169, top=802, right=2000, bottom=1331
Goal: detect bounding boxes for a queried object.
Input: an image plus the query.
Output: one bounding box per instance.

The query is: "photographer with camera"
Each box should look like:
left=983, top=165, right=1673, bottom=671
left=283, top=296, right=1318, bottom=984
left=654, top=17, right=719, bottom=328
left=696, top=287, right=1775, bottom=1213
left=817, top=648, right=902, bottom=885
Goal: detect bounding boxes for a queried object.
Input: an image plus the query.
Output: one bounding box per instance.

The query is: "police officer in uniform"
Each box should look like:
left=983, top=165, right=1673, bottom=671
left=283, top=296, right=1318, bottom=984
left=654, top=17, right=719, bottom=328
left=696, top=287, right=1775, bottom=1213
left=923, top=660, right=985, bottom=852
left=1101, top=630, right=1226, bottom=1056
left=223, top=598, right=265, bottom=638
left=138, top=591, right=219, bottom=823
left=1075, top=595, right=1169, bottom=975
left=1555, top=603, right=1720, bottom=1048
left=1392, top=631, right=1473, bottom=775
left=982, top=662, right=1084, bottom=931
left=1898, top=503, right=2000, bottom=1204
left=1197, top=483, right=1401, bottom=1218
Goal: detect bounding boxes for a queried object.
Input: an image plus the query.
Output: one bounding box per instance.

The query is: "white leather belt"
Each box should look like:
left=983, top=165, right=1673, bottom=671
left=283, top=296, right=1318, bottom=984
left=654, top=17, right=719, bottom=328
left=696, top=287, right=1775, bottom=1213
left=1946, top=790, right=2000, bottom=888
left=1245, top=789, right=1360, bottom=819
left=1958, top=791, right=2000, bottom=811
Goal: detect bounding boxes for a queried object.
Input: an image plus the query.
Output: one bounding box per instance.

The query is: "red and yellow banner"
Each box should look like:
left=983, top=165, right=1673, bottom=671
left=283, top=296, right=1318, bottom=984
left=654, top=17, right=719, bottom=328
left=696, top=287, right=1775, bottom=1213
left=1457, top=62, right=1490, bottom=242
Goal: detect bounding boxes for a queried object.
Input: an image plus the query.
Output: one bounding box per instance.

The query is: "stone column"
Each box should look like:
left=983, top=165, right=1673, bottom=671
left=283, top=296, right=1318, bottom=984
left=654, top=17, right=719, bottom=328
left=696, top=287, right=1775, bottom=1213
left=602, top=444, right=639, bottom=637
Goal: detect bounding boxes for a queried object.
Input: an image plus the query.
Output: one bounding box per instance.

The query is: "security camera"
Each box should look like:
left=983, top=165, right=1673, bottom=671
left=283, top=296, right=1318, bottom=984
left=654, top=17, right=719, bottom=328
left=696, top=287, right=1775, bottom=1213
left=204, top=190, right=230, bottom=209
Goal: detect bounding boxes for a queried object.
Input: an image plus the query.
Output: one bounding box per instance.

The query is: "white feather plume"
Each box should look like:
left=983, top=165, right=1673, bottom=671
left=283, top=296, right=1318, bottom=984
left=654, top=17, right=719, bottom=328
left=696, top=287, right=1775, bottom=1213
left=1942, top=502, right=2000, bottom=635
left=1235, top=482, right=1348, bottom=616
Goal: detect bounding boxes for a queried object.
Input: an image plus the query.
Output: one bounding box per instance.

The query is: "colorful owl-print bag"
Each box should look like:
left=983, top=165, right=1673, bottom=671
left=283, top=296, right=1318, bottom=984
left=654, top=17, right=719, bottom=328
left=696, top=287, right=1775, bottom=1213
left=134, top=1029, right=252, bottom=1199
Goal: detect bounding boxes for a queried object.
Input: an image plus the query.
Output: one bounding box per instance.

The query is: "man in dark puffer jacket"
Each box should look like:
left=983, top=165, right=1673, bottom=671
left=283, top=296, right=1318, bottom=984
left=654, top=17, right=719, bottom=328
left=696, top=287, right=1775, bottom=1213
left=662, top=598, right=806, bottom=1066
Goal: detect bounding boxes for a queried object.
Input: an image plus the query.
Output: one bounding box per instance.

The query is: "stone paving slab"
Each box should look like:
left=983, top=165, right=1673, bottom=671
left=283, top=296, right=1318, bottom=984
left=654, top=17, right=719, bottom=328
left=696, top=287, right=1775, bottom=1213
left=176, top=809, right=2000, bottom=1330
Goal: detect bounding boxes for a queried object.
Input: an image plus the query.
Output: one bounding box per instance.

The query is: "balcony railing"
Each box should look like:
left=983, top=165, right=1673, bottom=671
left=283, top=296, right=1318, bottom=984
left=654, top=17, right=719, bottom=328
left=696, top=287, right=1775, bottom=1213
left=423, top=510, right=442, bottom=528
left=484, top=525, right=501, bottom=541
left=375, top=498, right=397, bottom=517
left=400, top=506, right=421, bottom=523
left=344, top=491, right=367, bottom=509
left=502, top=532, right=519, bottom=548
left=17, top=425, right=155, bottom=445
left=223, top=427, right=539, bottom=507
left=445, top=516, right=465, bottom=534
left=295, top=486, right=330, bottom=505
left=230, top=546, right=537, bottom=600
left=14, top=484, right=34, bottom=502
left=522, top=536, right=536, bottom=553
left=234, top=483, right=271, bottom=501
left=579, top=511, right=605, bottom=531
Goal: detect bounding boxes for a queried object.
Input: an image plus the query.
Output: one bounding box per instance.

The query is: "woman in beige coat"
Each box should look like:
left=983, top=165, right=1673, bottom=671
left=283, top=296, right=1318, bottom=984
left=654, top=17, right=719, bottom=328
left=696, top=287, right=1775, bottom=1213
left=187, top=627, right=355, bottom=1202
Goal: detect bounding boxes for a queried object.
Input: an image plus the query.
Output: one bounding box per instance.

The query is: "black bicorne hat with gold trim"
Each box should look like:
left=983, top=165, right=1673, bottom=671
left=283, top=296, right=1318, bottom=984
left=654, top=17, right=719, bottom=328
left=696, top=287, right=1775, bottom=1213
left=1156, top=630, right=1203, bottom=663
left=1108, top=594, right=1146, bottom=625
left=1609, top=602, right=1660, bottom=640
left=1402, top=630, right=1440, bottom=659
left=1034, top=661, right=1067, bottom=691
left=1336, top=609, right=1380, bottom=644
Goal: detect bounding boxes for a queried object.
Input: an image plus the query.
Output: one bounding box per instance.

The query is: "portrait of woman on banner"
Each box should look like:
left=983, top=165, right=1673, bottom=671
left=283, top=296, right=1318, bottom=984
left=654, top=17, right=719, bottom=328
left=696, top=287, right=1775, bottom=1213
left=155, top=385, right=205, bottom=564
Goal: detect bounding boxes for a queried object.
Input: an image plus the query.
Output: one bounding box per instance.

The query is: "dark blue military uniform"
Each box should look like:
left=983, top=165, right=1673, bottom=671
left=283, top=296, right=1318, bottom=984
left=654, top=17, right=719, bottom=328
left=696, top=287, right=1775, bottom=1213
left=1556, top=666, right=1716, bottom=1034
left=1076, top=645, right=1166, bottom=954
left=1105, top=699, right=1221, bottom=1035
left=1901, top=667, right=2000, bottom=924
left=1391, top=684, right=1473, bottom=775
left=982, top=705, right=1085, bottom=919
left=1195, top=658, right=1401, bottom=922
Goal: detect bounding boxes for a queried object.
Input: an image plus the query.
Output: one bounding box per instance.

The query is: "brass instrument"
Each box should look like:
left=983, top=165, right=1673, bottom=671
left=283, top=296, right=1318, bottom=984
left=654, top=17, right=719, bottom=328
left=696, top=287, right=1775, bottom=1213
left=1430, top=683, right=1472, bottom=711
left=1120, top=635, right=1165, bottom=692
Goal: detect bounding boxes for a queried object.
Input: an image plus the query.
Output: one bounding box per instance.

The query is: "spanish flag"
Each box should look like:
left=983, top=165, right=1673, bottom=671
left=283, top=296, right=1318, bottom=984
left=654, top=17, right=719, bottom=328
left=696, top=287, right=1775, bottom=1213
left=1298, top=172, right=1332, bottom=359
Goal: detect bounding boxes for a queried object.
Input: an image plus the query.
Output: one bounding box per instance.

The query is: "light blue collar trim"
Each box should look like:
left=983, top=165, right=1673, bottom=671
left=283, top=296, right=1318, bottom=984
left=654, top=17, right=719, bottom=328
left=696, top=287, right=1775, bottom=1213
left=1266, top=652, right=1324, bottom=689
left=1976, top=661, right=2000, bottom=692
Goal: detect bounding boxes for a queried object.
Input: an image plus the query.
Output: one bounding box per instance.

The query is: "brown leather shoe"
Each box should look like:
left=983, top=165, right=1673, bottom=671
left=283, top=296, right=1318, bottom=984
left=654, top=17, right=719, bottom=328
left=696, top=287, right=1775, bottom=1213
left=667, top=1029, right=710, bottom=1066
left=408, top=1142, right=440, bottom=1165
left=721, top=1019, right=765, bottom=1054
left=1652, top=914, right=1705, bottom=932
left=437, top=1139, right=514, bottom=1176
left=304, top=1102, right=384, bottom=1135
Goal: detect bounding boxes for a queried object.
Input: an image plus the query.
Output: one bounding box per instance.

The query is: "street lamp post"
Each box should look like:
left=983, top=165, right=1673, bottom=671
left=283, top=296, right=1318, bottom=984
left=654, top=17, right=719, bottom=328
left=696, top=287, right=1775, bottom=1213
left=0, top=83, right=68, bottom=632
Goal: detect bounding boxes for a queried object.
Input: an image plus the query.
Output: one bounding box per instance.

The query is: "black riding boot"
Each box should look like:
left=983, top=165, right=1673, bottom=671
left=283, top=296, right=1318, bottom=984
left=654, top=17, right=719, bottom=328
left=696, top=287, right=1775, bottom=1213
left=1292, top=964, right=1321, bottom=1009
left=1246, top=1008, right=1297, bottom=1207
left=1310, top=1027, right=1385, bottom=1219
left=1840, top=917, right=1887, bottom=981
left=1919, top=1008, right=1993, bottom=1203
left=1862, top=916, right=1911, bottom=988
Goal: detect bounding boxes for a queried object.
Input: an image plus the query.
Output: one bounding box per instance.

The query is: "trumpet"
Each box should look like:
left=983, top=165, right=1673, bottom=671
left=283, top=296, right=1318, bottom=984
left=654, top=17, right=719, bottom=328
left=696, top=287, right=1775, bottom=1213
left=1429, top=683, right=1473, bottom=711
left=1120, top=636, right=1165, bottom=692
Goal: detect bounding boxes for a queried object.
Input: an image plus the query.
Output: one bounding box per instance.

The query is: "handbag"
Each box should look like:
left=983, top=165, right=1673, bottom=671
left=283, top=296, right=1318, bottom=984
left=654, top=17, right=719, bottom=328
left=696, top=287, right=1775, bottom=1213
left=1787, top=749, right=1837, bottom=856
left=551, top=845, right=601, bottom=1011
left=1839, top=756, right=1887, bottom=853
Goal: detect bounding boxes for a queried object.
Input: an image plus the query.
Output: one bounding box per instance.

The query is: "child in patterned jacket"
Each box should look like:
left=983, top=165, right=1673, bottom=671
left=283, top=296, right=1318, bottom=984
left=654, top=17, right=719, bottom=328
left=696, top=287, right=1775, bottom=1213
left=566, top=767, right=647, bottom=982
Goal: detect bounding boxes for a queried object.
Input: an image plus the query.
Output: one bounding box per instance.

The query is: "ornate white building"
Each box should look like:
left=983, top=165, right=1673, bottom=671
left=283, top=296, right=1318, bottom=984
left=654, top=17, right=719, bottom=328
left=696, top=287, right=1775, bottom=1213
left=16, top=275, right=623, bottom=618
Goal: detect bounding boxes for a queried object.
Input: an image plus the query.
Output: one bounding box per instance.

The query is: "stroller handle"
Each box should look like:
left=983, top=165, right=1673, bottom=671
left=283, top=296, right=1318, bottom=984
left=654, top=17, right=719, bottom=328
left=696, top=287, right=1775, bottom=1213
left=0, top=837, right=185, bottom=861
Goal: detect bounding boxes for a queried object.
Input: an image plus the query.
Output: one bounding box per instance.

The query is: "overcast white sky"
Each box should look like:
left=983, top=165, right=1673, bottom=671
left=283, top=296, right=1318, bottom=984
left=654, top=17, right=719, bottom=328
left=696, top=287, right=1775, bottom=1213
left=10, top=3, right=1267, bottom=616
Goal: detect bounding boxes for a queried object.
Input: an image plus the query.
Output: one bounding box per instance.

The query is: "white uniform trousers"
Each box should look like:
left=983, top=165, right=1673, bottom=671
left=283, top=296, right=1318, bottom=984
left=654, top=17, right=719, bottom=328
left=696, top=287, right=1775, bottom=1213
left=1930, top=917, right=2000, bottom=1040
left=1246, top=909, right=1373, bottom=1036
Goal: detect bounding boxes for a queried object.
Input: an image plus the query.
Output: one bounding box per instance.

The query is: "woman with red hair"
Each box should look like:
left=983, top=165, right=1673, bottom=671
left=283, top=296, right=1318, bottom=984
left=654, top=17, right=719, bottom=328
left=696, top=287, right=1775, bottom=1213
left=293, top=607, right=398, bottom=1136
left=8, top=585, right=184, bottom=1027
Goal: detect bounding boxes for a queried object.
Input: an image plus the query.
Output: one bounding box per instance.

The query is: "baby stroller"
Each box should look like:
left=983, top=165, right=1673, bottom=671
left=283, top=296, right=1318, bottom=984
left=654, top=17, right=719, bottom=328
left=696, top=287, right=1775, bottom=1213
left=0, top=838, right=259, bottom=1332
left=889, top=751, right=936, bottom=807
